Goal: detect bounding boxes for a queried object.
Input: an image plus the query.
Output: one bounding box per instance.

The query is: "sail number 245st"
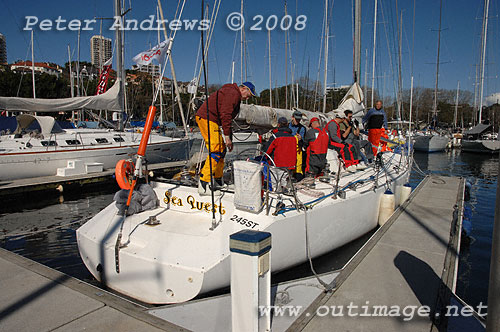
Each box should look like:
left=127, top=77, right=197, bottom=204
left=229, top=215, right=259, bottom=229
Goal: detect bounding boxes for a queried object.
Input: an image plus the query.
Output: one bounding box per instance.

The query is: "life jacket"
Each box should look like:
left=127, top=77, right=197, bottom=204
left=308, top=127, right=329, bottom=155
left=367, top=114, right=385, bottom=129
left=325, top=119, right=343, bottom=147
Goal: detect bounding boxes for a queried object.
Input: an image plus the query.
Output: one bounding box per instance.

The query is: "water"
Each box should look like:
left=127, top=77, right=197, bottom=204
left=0, top=150, right=496, bottom=308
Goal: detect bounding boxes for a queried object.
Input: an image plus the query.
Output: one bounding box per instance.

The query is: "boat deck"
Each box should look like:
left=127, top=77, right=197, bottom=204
left=290, top=175, right=470, bottom=331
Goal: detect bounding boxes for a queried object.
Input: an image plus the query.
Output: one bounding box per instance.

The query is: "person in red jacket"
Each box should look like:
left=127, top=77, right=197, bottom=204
left=195, top=82, right=256, bottom=195
left=303, top=117, right=329, bottom=177
left=265, top=117, right=297, bottom=170
left=325, top=115, right=359, bottom=172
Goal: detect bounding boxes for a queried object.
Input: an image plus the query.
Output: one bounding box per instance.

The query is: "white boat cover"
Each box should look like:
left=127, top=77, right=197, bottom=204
left=14, top=114, right=64, bottom=135
left=0, top=79, right=122, bottom=112
left=236, top=82, right=365, bottom=128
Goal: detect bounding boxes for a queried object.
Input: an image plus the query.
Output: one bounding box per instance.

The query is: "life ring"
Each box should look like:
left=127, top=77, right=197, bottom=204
left=116, top=160, right=134, bottom=190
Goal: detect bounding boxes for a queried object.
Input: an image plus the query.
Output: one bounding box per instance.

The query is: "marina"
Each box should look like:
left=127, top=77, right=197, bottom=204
left=1, top=0, right=500, bottom=330
left=0, top=171, right=480, bottom=331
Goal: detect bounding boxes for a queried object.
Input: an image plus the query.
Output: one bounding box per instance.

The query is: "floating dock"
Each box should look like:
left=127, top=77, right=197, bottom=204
left=290, top=175, right=467, bottom=331
left=0, top=247, right=186, bottom=331
left=0, top=160, right=187, bottom=198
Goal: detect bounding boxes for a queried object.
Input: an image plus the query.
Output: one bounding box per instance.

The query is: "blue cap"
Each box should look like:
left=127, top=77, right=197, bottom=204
left=278, top=116, right=288, bottom=125
left=241, top=81, right=257, bottom=97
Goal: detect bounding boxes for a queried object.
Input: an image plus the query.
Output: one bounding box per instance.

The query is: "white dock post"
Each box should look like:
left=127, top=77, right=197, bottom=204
left=230, top=230, right=272, bottom=332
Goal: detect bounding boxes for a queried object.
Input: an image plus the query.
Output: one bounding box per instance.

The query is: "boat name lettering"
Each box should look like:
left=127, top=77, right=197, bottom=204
left=163, top=191, right=183, bottom=207
left=163, top=192, right=226, bottom=215
left=229, top=215, right=259, bottom=229
left=186, top=195, right=226, bottom=215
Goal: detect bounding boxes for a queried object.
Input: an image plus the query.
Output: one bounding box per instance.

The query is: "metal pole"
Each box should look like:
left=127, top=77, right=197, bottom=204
left=268, top=29, right=272, bottom=108
left=68, top=45, right=74, bottom=123
left=353, top=0, right=361, bottom=83
left=113, top=0, right=124, bottom=130
left=432, top=0, right=443, bottom=128
left=408, top=76, right=413, bottom=165
left=322, top=0, right=328, bottom=114
left=454, top=81, right=460, bottom=129
left=370, top=0, right=378, bottom=108
left=479, top=0, right=490, bottom=124
left=486, top=156, right=500, bottom=332
left=31, top=30, right=36, bottom=99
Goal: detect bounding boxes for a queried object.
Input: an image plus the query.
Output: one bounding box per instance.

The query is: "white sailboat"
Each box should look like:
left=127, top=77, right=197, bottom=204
left=461, top=0, right=499, bottom=154
left=0, top=113, right=191, bottom=181
left=76, top=0, right=411, bottom=305
left=414, top=0, right=449, bottom=153
left=77, top=148, right=408, bottom=304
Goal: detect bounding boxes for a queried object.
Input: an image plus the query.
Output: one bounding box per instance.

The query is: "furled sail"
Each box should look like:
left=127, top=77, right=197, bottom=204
left=235, top=82, right=365, bottom=129
left=0, top=79, right=122, bottom=112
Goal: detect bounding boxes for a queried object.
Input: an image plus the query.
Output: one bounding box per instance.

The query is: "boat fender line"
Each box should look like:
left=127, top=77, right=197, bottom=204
left=304, top=209, right=335, bottom=291
left=378, top=189, right=395, bottom=226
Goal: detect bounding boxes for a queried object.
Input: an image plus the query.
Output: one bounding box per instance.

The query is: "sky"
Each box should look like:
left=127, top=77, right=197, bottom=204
left=0, top=0, right=499, bottom=105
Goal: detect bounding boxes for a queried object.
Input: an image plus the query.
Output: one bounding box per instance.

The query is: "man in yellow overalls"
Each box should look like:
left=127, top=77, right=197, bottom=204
left=195, top=82, right=256, bottom=196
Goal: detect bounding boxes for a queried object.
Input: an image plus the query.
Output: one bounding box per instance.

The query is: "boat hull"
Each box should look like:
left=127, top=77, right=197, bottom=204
left=77, top=154, right=409, bottom=304
left=461, top=139, right=500, bottom=154
left=0, top=137, right=192, bottom=180
left=413, top=135, right=449, bottom=153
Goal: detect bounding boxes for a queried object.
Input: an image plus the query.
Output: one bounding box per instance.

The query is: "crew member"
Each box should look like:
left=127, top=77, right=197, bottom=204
left=265, top=117, right=298, bottom=170
left=325, top=114, right=359, bottom=172
left=342, top=110, right=374, bottom=166
left=363, top=100, right=389, bottom=156
left=303, top=117, right=329, bottom=177
left=195, top=81, right=256, bottom=195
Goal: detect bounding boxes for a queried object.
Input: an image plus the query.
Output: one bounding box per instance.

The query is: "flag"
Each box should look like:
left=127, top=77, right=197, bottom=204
left=132, top=39, right=170, bottom=67
left=96, top=57, right=112, bottom=95
left=187, top=78, right=197, bottom=94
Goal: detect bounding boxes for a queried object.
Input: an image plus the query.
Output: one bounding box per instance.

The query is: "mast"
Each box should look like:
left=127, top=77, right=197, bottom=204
left=363, top=49, right=368, bottom=105
left=231, top=61, right=235, bottom=84
left=285, top=0, right=288, bottom=109
left=268, top=29, right=272, bottom=107
left=454, top=81, right=460, bottom=129
left=114, top=0, right=125, bottom=130
left=76, top=28, right=81, bottom=98
left=68, top=45, right=74, bottom=123
left=479, top=0, right=490, bottom=123
left=353, top=0, right=361, bottom=83
left=240, top=0, right=243, bottom=84
left=397, top=11, right=403, bottom=121
left=30, top=30, right=36, bottom=99
left=370, top=0, right=378, bottom=108
left=432, top=0, right=443, bottom=128
left=322, top=0, right=329, bottom=113
left=157, top=5, right=163, bottom=123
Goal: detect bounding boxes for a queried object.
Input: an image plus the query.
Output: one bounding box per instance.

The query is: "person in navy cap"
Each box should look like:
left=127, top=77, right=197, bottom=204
left=264, top=117, right=297, bottom=170
left=196, top=81, right=257, bottom=196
